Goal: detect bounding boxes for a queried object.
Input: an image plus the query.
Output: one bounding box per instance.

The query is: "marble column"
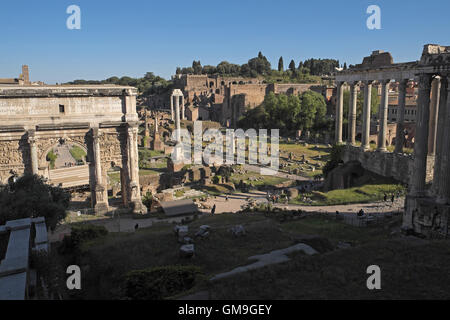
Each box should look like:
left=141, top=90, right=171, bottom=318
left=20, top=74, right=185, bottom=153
left=335, top=82, right=344, bottom=144
left=347, top=82, right=358, bottom=145
left=91, top=127, right=108, bottom=214
left=181, top=96, right=185, bottom=120
left=27, top=130, right=39, bottom=175
left=175, top=95, right=181, bottom=144
left=361, top=81, right=373, bottom=151
left=437, top=76, right=450, bottom=203
left=170, top=95, right=174, bottom=121
left=433, top=77, right=448, bottom=196
left=127, top=123, right=146, bottom=213
left=378, top=80, right=390, bottom=151
left=411, top=74, right=432, bottom=196
left=394, top=79, right=408, bottom=153
left=428, top=77, right=441, bottom=156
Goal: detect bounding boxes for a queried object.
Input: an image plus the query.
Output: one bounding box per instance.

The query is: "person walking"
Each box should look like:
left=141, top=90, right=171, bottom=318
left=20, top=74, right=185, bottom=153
left=211, top=204, right=216, bottom=215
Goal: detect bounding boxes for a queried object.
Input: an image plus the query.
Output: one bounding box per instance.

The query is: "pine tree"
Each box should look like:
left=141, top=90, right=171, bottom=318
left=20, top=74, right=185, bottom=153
left=289, top=59, right=296, bottom=73
left=278, top=57, right=284, bottom=72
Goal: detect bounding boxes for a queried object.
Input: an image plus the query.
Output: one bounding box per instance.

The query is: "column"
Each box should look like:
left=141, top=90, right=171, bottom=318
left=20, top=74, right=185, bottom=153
left=27, top=130, right=39, bottom=175
left=175, top=94, right=181, bottom=143
left=433, top=77, right=448, bottom=195
left=127, top=123, right=146, bottom=213
left=428, top=77, right=441, bottom=155
left=378, top=79, right=390, bottom=151
left=91, top=128, right=108, bottom=214
left=335, top=82, right=344, bottom=144
left=170, top=95, right=174, bottom=121
left=181, top=95, right=185, bottom=120
left=361, top=81, right=372, bottom=150
left=394, top=79, right=408, bottom=153
left=411, top=74, right=432, bottom=196
left=347, top=82, right=358, bottom=145
left=437, top=76, right=450, bottom=203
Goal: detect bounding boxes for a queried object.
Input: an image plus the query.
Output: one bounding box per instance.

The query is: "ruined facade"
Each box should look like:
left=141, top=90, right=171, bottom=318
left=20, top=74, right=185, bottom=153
left=0, top=85, right=146, bottom=214
left=172, top=74, right=325, bottom=127
left=336, top=44, right=450, bottom=237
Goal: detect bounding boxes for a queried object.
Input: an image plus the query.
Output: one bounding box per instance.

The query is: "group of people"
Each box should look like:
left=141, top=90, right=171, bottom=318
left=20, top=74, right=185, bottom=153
left=383, top=192, right=401, bottom=204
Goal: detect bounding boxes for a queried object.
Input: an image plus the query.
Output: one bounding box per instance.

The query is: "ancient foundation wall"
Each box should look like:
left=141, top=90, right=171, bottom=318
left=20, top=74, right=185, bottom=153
left=342, top=145, right=434, bottom=185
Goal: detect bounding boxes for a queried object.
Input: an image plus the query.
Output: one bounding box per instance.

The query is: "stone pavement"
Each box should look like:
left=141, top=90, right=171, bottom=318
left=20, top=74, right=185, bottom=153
left=210, top=243, right=318, bottom=281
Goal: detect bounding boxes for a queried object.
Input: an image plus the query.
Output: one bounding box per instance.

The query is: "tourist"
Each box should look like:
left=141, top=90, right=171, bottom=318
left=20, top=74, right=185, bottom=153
left=211, top=204, right=216, bottom=215
left=383, top=193, right=387, bottom=202
left=225, top=195, right=229, bottom=201
left=357, top=209, right=364, bottom=217
left=391, top=194, right=395, bottom=204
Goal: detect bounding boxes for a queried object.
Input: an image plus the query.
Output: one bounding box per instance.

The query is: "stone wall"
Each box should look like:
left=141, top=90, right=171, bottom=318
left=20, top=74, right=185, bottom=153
left=342, top=145, right=434, bottom=185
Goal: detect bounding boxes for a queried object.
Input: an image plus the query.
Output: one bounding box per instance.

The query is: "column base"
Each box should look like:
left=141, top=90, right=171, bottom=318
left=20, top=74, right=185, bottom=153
left=94, top=202, right=109, bottom=215
left=130, top=200, right=148, bottom=214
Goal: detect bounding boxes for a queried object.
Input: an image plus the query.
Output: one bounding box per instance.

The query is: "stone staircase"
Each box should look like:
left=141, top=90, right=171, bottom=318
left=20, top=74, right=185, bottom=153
left=48, top=165, right=90, bottom=188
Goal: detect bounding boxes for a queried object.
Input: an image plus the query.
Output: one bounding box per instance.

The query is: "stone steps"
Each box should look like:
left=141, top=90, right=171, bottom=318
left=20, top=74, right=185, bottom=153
left=48, top=165, right=89, bottom=188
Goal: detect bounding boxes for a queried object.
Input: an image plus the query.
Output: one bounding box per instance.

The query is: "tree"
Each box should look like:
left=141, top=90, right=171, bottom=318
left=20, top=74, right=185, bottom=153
left=248, top=52, right=271, bottom=75
left=298, top=90, right=327, bottom=131
left=0, top=174, right=70, bottom=230
left=343, top=62, right=347, bottom=70
left=278, top=57, right=284, bottom=72
left=192, top=61, right=202, bottom=75
left=289, top=59, right=296, bottom=73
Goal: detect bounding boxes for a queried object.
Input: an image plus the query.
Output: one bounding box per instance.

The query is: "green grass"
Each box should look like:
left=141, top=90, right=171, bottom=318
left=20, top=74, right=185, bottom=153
left=208, top=238, right=450, bottom=300
left=139, top=169, right=160, bottom=176
left=69, top=213, right=294, bottom=299
left=291, top=184, right=405, bottom=206
left=194, top=184, right=235, bottom=196
left=230, top=172, right=290, bottom=188
left=69, top=145, right=87, bottom=162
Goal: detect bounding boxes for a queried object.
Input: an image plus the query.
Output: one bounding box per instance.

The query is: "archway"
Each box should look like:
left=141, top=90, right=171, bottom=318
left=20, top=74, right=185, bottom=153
left=41, top=139, right=90, bottom=188
left=107, top=161, right=128, bottom=208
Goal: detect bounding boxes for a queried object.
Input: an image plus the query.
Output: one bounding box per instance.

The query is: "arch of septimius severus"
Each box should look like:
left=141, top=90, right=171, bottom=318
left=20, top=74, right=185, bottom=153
left=335, top=44, right=450, bottom=237
left=0, top=85, right=147, bottom=214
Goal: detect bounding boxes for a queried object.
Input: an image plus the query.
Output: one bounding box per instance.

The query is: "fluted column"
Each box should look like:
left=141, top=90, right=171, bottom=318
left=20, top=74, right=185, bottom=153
left=361, top=81, right=373, bottom=150
left=437, top=76, right=450, bottom=203
left=347, top=82, right=358, bottom=145
left=335, top=82, right=344, bottom=144
left=428, top=77, right=441, bottom=155
left=394, top=79, right=408, bottom=153
left=27, top=130, right=39, bottom=175
left=433, top=77, right=448, bottom=196
left=411, top=74, right=432, bottom=196
left=170, top=95, right=174, bottom=121
left=91, top=127, right=108, bottom=214
left=127, top=123, right=146, bottom=213
left=378, top=79, right=390, bottom=151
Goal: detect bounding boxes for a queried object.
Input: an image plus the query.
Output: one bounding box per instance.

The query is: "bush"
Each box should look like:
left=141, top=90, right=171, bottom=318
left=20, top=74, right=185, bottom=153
left=58, top=224, right=108, bottom=254
left=212, top=175, right=221, bottom=184
left=142, top=191, right=153, bottom=209
left=123, top=265, right=203, bottom=300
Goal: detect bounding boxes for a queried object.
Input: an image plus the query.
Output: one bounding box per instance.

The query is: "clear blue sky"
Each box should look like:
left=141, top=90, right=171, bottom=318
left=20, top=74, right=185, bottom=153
left=1, top=0, right=449, bottom=84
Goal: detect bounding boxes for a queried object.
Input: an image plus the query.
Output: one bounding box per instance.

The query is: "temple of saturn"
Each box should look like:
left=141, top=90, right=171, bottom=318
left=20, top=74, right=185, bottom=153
left=335, top=44, right=450, bottom=237
left=0, top=85, right=147, bottom=214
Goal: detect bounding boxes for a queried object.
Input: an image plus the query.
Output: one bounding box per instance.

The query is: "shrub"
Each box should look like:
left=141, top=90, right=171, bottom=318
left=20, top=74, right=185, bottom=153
left=212, top=175, right=221, bottom=184
left=58, top=224, right=108, bottom=254
left=142, top=191, right=153, bottom=209
left=123, top=265, right=203, bottom=300
left=46, top=150, right=58, bottom=169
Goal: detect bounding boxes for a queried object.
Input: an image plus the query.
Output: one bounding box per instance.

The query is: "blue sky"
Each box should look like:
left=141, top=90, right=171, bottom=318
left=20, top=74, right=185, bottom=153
left=1, top=0, right=449, bottom=84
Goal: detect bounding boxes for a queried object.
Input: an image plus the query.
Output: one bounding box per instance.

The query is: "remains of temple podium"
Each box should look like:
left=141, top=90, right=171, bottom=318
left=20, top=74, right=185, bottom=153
left=335, top=44, right=450, bottom=238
